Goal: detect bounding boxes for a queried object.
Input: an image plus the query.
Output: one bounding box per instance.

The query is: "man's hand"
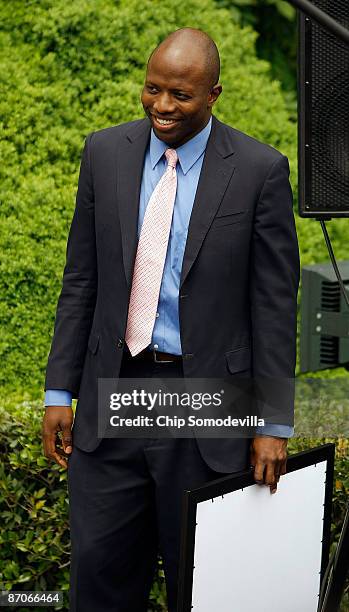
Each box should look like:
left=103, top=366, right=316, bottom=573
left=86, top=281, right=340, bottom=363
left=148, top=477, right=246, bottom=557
left=250, top=436, right=288, bottom=494
left=42, top=406, right=74, bottom=469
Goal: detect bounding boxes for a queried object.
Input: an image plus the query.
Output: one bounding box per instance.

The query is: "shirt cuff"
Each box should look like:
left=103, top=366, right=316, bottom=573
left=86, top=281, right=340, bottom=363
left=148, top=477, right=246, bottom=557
left=45, top=389, right=72, bottom=407
left=255, top=424, right=294, bottom=438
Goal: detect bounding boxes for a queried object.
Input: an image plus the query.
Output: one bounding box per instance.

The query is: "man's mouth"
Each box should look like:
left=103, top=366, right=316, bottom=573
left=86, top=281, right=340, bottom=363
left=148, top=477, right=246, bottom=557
left=155, top=118, right=177, bottom=125
left=151, top=115, right=180, bottom=129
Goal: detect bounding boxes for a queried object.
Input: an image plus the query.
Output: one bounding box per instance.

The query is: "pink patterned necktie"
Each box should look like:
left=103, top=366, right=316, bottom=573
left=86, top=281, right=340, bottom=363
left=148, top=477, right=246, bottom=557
left=125, top=148, right=178, bottom=356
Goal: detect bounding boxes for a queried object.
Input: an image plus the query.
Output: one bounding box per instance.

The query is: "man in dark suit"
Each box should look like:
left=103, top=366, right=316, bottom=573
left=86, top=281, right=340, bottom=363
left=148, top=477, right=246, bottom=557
left=42, top=28, right=299, bottom=612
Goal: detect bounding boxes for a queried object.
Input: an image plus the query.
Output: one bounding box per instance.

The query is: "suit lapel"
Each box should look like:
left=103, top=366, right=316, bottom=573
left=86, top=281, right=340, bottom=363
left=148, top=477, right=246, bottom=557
left=117, top=119, right=151, bottom=287
left=180, top=116, right=236, bottom=288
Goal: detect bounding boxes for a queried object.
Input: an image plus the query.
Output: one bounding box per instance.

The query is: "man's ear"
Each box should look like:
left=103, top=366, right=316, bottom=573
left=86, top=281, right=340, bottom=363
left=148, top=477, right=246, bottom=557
left=208, top=83, right=222, bottom=108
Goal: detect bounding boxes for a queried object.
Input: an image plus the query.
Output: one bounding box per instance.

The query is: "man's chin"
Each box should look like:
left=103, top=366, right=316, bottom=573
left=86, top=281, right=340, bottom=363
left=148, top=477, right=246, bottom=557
left=153, top=127, right=181, bottom=146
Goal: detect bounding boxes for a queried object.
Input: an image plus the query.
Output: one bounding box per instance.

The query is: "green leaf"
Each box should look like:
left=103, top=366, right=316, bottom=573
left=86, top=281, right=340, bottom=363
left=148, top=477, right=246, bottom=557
left=275, top=0, right=296, bottom=20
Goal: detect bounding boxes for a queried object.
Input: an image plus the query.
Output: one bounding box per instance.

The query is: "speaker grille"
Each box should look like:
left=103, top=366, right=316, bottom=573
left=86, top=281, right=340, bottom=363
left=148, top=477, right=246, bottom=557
left=299, top=1, right=349, bottom=216
left=321, top=280, right=341, bottom=311
left=320, top=336, right=339, bottom=365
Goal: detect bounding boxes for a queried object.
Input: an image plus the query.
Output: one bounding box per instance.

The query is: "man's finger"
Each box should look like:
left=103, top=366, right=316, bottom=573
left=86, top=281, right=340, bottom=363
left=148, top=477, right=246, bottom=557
left=51, top=451, right=68, bottom=469
left=42, top=430, right=55, bottom=458
left=264, top=462, right=278, bottom=488
left=265, top=461, right=281, bottom=494
left=280, top=459, right=287, bottom=476
left=253, top=460, right=266, bottom=485
left=265, top=464, right=280, bottom=493
left=44, top=444, right=68, bottom=468
left=61, top=422, right=73, bottom=454
left=43, top=431, right=68, bottom=469
left=55, top=445, right=70, bottom=457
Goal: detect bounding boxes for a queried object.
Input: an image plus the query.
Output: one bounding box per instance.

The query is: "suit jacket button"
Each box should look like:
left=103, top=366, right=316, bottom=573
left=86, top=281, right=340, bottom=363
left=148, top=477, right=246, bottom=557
left=117, top=338, right=124, bottom=349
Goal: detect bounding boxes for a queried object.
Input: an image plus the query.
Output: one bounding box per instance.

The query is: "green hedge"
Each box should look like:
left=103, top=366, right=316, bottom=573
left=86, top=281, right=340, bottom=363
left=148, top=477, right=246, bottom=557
left=0, top=0, right=299, bottom=394
left=2, top=0, right=349, bottom=390
left=0, top=400, right=348, bottom=611
left=0, top=400, right=167, bottom=611
left=2, top=0, right=349, bottom=396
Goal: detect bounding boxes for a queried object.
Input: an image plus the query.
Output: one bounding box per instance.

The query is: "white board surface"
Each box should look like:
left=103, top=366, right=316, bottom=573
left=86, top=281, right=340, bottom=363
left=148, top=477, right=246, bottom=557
left=192, top=461, right=327, bottom=612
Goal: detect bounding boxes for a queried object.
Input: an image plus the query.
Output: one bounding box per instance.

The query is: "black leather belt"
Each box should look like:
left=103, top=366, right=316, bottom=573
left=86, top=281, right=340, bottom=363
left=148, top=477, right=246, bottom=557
left=132, top=349, right=182, bottom=363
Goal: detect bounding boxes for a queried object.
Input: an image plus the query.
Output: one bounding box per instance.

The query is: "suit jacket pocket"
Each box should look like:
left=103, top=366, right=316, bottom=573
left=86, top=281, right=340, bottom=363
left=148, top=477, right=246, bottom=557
left=210, top=210, right=247, bottom=229
left=87, top=331, right=100, bottom=355
left=225, top=346, right=251, bottom=374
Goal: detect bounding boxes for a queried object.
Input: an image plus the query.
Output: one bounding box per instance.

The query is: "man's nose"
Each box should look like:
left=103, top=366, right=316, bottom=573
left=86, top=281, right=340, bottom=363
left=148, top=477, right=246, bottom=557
left=153, top=93, right=175, bottom=115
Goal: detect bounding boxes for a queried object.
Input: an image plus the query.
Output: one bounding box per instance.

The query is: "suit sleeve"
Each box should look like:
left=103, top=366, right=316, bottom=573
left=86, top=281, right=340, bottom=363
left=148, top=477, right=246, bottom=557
left=250, top=155, right=300, bottom=426
left=44, top=133, right=97, bottom=397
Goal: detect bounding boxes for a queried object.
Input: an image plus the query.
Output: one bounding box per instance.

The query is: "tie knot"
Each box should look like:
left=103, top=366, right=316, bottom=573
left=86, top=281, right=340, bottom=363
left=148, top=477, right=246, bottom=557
left=165, top=149, right=178, bottom=168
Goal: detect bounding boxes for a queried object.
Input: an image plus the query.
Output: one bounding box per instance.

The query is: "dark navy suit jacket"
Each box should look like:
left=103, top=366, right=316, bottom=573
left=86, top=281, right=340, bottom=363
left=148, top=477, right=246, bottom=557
left=45, top=115, right=300, bottom=472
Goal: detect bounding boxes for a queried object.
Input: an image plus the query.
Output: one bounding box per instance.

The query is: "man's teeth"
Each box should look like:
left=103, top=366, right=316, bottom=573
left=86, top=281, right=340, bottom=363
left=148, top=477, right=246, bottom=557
left=156, top=118, right=176, bottom=125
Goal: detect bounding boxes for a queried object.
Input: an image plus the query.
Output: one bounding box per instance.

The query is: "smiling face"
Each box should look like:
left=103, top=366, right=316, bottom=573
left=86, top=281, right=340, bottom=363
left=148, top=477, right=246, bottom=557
left=141, top=37, right=222, bottom=148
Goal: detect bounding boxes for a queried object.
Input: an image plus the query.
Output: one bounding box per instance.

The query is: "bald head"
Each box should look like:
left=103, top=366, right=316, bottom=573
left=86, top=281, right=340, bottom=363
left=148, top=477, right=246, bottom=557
left=149, top=28, right=220, bottom=90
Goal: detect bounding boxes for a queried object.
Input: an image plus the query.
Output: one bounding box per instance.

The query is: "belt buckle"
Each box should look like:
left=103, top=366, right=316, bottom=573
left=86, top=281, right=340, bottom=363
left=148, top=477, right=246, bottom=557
left=153, top=349, right=173, bottom=363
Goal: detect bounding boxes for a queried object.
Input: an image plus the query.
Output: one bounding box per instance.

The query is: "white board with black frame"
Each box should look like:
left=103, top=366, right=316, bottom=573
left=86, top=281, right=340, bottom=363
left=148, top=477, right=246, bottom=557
left=177, top=444, right=335, bottom=612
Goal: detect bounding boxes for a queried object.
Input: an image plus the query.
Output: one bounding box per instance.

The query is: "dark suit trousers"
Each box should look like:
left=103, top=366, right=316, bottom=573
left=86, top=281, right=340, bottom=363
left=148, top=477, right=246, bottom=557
left=68, top=353, right=228, bottom=612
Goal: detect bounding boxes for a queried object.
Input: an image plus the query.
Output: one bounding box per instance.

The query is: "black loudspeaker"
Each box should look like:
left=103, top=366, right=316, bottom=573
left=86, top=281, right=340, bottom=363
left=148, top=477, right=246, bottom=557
left=298, top=1, right=349, bottom=217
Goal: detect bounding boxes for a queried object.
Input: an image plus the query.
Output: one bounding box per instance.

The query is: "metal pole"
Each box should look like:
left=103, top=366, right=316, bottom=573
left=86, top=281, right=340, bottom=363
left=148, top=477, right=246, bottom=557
left=287, top=0, right=349, bottom=46
left=320, top=221, right=349, bottom=310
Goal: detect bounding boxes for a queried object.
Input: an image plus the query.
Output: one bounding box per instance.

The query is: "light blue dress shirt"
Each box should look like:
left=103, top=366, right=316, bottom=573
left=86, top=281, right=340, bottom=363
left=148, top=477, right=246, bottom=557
left=45, top=118, right=293, bottom=438
left=139, top=116, right=212, bottom=355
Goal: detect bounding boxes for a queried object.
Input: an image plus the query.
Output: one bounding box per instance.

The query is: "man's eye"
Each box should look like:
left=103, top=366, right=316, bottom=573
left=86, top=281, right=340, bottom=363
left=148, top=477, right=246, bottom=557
left=147, top=86, right=158, bottom=93
left=177, top=92, right=192, bottom=100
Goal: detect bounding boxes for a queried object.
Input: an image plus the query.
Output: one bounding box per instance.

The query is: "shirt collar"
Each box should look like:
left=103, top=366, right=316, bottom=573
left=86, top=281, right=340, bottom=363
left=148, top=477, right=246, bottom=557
left=149, top=116, right=212, bottom=175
